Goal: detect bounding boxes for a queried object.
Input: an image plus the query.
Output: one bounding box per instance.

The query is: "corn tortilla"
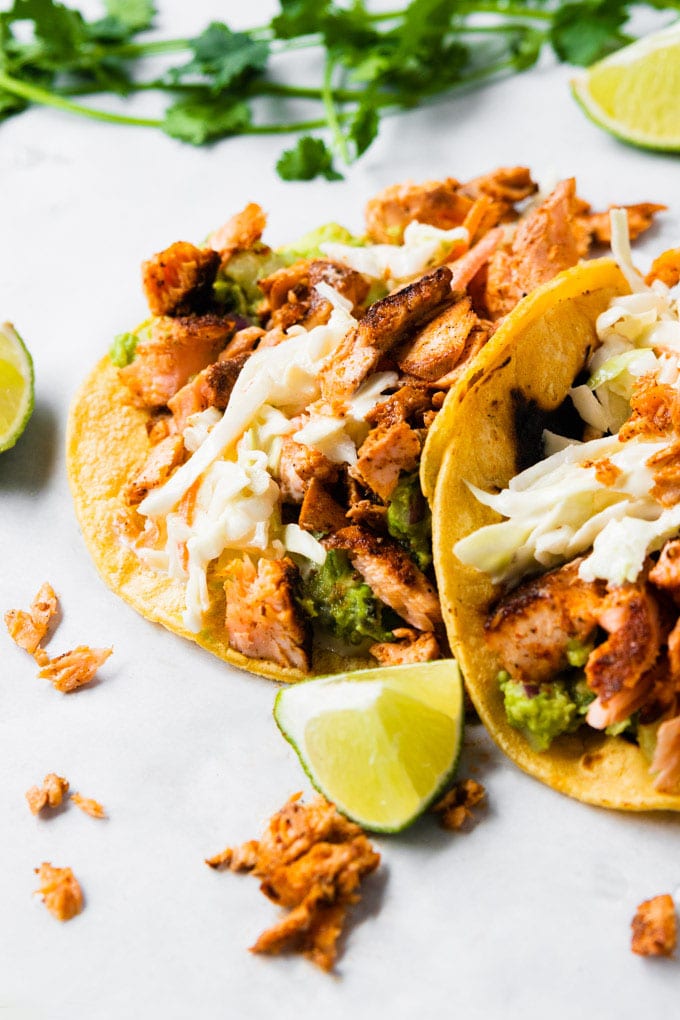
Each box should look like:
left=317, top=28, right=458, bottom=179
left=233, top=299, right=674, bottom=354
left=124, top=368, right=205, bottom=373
left=428, top=257, right=680, bottom=810
left=66, top=357, right=373, bottom=682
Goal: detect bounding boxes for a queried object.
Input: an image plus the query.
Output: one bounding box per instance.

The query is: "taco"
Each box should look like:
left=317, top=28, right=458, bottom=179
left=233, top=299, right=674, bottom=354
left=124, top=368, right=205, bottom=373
left=431, top=221, right=680, bottom=809
left=67, top=171, right=662, bottom=683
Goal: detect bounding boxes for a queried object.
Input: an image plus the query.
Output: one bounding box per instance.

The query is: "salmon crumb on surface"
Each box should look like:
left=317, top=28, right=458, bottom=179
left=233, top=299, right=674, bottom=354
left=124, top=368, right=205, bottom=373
left=71, top=793, right=107, bottom=819
left=631, top=895, right=677, bottom=957
left=4, top=582, right=58, bottom=659
left=205, top=793, right=380, bottom=972
left=25, top=773, right=70, bottom=815
left=432, top=779, right=486, bottom=831
left=34, top=862, right=83, bottom=922
left=38, top=646, right=112, bottom=692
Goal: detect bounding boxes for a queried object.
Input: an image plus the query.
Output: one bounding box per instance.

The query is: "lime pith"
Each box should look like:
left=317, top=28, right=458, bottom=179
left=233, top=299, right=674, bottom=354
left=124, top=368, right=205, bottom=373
left=0, top=322, right=34, bottom=452
left=274, top=659, right=464, bottom=833
left=571, top=22, right=680, bottom=152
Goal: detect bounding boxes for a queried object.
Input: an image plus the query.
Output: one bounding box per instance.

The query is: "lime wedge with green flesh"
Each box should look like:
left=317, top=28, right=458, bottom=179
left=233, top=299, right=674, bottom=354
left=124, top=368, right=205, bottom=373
left=571, top=22, right=680, bottom=151
left=0, top=323, right=34, bottom=452
left=274, top=659, right=464, bottom=833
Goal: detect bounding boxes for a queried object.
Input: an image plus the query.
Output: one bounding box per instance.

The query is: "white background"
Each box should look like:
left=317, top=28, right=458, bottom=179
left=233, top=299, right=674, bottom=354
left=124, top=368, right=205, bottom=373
left=1, top=2, right=680, bottom=1017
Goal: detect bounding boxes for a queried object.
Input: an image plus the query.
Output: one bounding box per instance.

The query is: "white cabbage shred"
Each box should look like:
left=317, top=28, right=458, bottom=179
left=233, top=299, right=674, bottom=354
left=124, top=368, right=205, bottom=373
left=321, top=220, right=468, bottom=282
left=456, top=208, right=680, bottom=590
left=136, top=283, right=398, bottom=632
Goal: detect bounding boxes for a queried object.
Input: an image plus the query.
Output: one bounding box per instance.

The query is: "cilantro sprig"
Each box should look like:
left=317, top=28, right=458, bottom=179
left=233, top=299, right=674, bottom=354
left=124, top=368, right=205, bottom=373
left=0, top=0, right=678, bottom=180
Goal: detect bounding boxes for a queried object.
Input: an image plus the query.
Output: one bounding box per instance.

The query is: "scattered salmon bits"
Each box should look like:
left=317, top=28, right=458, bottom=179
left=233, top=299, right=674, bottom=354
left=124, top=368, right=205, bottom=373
left=631, top=895, right=677, bottom=956
left=38, top=645, right=112, bottom=692
left=71, top=793, right=107, bottom=819
left=34, top=862, right=83, bottom=922
left=4, top=581, right=58, bottom=659
left=206, top=793, right=380, bottom=972
left=5, top=583, right=112, bottom=690
left=25, top=773, right=69, bottom=815
left=432, top=778, right=486, bottom=831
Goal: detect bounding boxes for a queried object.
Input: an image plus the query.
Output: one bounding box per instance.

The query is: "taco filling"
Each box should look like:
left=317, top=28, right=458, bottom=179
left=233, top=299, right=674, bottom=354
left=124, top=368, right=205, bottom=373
left=454, top=214, right=680, bottom=793
left=69, top=171, right=662, bottom=679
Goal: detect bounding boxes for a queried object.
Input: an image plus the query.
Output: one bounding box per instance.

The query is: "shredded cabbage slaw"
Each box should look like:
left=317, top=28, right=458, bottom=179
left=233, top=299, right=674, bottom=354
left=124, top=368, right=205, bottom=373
left=455, top=208, right=680, bottom=591
left=134, top=283, right=403, bottom=633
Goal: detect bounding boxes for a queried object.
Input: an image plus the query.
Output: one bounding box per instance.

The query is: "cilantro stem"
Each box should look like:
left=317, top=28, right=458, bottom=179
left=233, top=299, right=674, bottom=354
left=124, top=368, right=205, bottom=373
left=454, top=22, right=546, bottom=35
left=102, top=37, right=190, bottom=58
left=245, top=118, right=329, bottom=134
left=321, top=56, right=350, bottom=164
left=0, top=71, right=162, bottom=128
left=59, top=80, right=366, bottom=104
left=467, top=3, right=553, bottom=18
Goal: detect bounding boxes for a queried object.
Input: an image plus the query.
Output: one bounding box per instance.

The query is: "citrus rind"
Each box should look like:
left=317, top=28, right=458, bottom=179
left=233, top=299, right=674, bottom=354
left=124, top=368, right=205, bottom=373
left=0, top=322, right=34, bottom=453
left=273, top=660, right=464, bottom=833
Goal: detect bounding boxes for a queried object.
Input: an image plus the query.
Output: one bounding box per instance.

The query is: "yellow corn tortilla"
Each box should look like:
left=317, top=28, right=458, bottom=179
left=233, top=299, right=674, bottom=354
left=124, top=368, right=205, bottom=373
left=428, top=257, right=680, bottom=810
left=66, top=357, right=373, bottom=682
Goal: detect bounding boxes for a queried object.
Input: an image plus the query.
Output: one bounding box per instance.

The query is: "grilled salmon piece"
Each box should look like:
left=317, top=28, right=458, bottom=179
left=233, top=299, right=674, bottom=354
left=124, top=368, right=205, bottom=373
left=585, top=584, right=663, bottom=704
left=651, top=716, right=680, bottom=794
left=321, top=267, right=455, bottom=403
left=167, top=354, right=249, bottom=431
left=351, top=421, right=420, bottom=502
left=5, top=582, right=58, bottom=656
left=395, top=296, right=478, bottom=382
left=364, top=384, right=431, bottom=429
left=260, top=259, right=369, bottom=331
left=485, top=560, right=606, bottom=685
left=650, top=540, right=680, bottom=598
left=298, top=478, right=348, bottom=535
left=579, top=202, right=665, bottom=247
left=125, top=433, right=185, bottom=506
left=277, top=439, right=340, bottom=504
left=207, top=202, right=267, bottom=259
left=461, top=166, right=537, bottom=206
left=631, top=893, right=677, bottom=955
left=218, top=325, right=265, bottom=360
left=646, top=247, right=680, bottom=289
left=365, top=177, right=473, bottom=244
left=120, top=314, right=236, bottom=408
left=326, top=525, right=441, bottom=632
left=484, top=179, right=588, bottom=319
left=370, top=628, right=440, bottom=666
left=142, top=241, right=220, bottom=317
left=224, top=557, right=311, bottom=672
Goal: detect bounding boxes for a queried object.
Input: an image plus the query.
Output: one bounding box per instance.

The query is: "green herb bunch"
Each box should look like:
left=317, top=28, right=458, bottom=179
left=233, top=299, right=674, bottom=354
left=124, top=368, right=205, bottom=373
left=1, top=0, right=678, bottom=180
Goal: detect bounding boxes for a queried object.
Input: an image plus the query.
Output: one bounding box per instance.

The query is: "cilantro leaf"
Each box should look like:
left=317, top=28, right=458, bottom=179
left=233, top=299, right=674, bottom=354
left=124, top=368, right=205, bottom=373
left=170, top=22, right=269, bottom=92
left=550, top=0, right=631, bottom=65
left=103, top=0, right=155, bottom=31
left=347, top=102, right=379, bottom=158
left=7, top=0, right=87, bottom=68
left=509, top=26, right=544, bottom=72
left=86, top=17, right=134, bottom=42
left=162, top=95, right=252, bottom=145
left=89, top=0, right=155, bottom=41
left=271, top=0, right=334, bottom=40
left=276, top=136, right=343, bottom=181
left=323, top=5, right=377, bottom=57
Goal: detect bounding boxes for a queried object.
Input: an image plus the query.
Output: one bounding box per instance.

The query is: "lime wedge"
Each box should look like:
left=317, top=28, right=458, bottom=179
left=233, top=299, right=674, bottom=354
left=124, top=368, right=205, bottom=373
left=274, top=660, right=464, bottom=833
left=571, top=22, right=680, bottom=151
left=0, top=322, right=34, bottom=452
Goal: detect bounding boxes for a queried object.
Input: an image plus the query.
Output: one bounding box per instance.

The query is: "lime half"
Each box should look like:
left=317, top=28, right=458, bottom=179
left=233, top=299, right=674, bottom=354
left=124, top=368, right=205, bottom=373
left=571, top=22, right=680, bottom=152
left=274, top=659, right=464, bottom=833
left=0, top=323, right=34, bottom=452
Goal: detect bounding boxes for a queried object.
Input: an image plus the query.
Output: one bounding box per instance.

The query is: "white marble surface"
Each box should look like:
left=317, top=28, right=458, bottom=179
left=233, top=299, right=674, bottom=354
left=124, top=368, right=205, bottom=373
left=1, top=3, right=680, bottom=1017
